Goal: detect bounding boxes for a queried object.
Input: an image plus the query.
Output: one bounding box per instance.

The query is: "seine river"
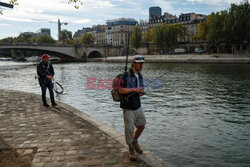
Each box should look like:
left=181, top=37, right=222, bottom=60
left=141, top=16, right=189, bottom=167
left=0, top=61, right=250, bottom=167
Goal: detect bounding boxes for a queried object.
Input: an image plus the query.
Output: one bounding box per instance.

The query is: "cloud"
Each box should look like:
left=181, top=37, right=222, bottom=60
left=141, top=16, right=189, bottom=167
left=0, top=23, right=11, bottom=26
left=186, top=0, right=246, bottom=5
left=1, top=0, right=116, bottom=23
left=72, top=19, right=91, bottom=24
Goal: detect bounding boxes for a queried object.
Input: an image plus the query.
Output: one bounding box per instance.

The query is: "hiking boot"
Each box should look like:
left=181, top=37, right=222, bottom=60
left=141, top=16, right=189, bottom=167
left=43, top=103, right=49, bottom=107
left=129, top=147, right=136, bottom=161
left=132, top=141, right=143, bottom=154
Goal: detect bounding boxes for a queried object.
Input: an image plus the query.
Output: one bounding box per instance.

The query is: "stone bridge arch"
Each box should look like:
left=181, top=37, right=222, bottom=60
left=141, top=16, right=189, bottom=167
left=88, top=50, right=103, bottom=58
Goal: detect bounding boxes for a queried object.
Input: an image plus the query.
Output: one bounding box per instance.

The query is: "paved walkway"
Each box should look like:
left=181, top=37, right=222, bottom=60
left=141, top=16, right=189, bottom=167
left=0, top=89, right=167, bottom=167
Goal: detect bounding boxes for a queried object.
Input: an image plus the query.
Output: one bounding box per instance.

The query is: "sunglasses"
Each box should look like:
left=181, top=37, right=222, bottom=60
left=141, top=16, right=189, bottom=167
left=135, top=57, right=145, bottom=60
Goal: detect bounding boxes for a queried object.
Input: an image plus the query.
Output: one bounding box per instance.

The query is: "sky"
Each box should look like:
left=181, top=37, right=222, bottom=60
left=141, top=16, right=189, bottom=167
left=0, top=0, right=246, bottom=40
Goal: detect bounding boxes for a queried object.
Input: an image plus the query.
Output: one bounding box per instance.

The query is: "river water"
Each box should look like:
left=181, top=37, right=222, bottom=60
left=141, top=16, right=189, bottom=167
left=0, top=61, right=250, bottom=167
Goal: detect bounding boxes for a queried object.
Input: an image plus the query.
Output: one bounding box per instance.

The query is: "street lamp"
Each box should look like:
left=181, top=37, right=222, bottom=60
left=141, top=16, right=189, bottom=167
left=58, top=19, right=68, bottom=44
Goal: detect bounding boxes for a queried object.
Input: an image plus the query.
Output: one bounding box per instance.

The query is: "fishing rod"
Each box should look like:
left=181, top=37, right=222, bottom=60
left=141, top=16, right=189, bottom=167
left=35, top=60, right=64, bottom=94
left=126, top=72, right=165, bottom=99
left=52, top=78, right=64, bottom=94
left=124, top=44, right=129, bottom=72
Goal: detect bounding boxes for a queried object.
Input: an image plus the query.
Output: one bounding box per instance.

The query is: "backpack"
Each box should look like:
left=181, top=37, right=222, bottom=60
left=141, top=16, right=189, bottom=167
left=111, top=71, right=131, bottom=102
left=111, top=74, right=123, bottom=102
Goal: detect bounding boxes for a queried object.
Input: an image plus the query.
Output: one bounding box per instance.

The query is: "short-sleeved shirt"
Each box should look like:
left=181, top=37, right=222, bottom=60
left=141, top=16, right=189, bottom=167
left=120, top=68, right=144, bottom=110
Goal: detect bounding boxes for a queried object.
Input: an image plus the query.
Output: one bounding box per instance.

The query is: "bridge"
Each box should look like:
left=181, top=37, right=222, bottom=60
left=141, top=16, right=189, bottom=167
left=0, top=44, right=124, bottom=61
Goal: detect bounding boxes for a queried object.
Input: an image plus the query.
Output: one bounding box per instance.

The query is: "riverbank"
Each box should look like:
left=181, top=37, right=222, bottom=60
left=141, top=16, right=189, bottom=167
left=94, top=54, right=250, bottom=63
left=0, top=89, right=167, bottom=167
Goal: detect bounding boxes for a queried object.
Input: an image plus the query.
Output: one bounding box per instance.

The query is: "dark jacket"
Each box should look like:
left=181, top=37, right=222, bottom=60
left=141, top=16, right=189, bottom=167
left=120, top=68, right=144, bottom=110
left=37, top=61, right=54, bottom=86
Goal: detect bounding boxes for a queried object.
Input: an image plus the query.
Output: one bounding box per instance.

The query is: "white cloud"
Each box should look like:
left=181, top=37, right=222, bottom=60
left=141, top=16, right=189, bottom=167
left=187, top=0, right=247, bottom=5
left=0, top=23, right=11, bottom=26
left=72, top=19, right=91, bottom=24
left=152, top=0, right=176, bottom=14
left=1, top=0, right=116, bottom=23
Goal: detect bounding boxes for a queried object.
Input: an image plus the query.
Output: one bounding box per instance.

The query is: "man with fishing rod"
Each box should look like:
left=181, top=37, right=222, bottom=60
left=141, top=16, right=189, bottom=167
left=37, top=54, right=57, bottom=107
left=119, top=55, right=146, bottom=161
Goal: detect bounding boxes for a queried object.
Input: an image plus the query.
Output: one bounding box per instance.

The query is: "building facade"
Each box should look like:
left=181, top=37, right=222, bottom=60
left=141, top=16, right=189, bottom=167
left=38, top=28, right=51, bottom=36
left=92, top=25, right=106, bottom=45
left=149, top=6, right=162, bottom=20
left=106, top=18, right=138, bottom=46
left=139, top=11, right=206, bottom=44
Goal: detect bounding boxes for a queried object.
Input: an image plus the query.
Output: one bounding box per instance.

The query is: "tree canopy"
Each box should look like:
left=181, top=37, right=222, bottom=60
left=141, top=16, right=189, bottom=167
left=196, top=0, right=249, bottom=52
left=61, top=29, right=73, bottom=43
left=80, top=33, right=95, bottom=45
left=130, top=26, right=142, bottom=50
left=151, top=23, right=187, bottom=50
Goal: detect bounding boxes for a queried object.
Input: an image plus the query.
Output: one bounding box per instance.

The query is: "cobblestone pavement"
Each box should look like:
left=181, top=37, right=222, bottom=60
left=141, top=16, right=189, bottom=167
left=0, top=89, right=150, bottom=167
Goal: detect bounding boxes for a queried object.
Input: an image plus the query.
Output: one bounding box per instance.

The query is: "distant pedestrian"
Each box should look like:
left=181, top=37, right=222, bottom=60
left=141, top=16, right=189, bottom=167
left=37, top=54, right=57, bottom=107
left=119, top=55, right=146, bottom=161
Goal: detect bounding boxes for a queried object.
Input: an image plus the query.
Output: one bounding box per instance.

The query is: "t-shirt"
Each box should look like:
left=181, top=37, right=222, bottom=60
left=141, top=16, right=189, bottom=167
left=134, top=73, right=139, bottom=87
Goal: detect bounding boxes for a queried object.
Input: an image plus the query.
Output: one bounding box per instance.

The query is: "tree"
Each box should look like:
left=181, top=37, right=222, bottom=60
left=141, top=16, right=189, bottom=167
left=30, top=35, right=56, bottom=44
left=144, top=29, right=152, bottom=46
left=224, top=0, right=250, bottom=52
left=130, top=26, right=142, bottom=51
left=61, top=29, right=73, bottom=43
left=152, top=26, right=164, bottom=48
left=197, top=21, right=209, bottom=42
left=68, top=0, right=83, bottom=9
left=173, top=23, right=187, bottom=42
left=13, top=33, right=33, bottom=43
left=0, top=37, right=14, bottom=43
left=206, top=12, right=226, bottom=53
left=80, top=33, right=95, bottom=44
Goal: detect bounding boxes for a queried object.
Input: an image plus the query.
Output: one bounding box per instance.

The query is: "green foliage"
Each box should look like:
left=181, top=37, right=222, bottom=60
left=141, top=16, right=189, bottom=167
left=68, top=0, right=83, bottom=9
left=224, top=0, right=250, bottom=44
left=151, top=23, right=186, bottom=49
left=197, top=0, right=249, bottom=49
left=207, top=11, right=226, bottom=47
left=80, top=33, right=95, bottom=44
left=0, top=37, right=14, bottom=43
left=0, top=33, right=32, bottom=43
left=0, top=33, right=56, bottom=44
left=9, top=0, right=18, bottom=5
left=61, top=29, right=73, bottom=43
left=197, top=21, right=208, bottom=42
left=144, top=29, right=152, bottom=45
left=130, top=26, right=142, bottom=49
left=152, top=26, right=163, bottom=47
left=30, top=35, right=56, bottom=44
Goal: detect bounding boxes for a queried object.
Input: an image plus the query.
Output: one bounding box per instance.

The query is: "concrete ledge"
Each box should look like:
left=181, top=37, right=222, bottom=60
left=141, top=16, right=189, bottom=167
left=102, top=54, right=250, bottom=64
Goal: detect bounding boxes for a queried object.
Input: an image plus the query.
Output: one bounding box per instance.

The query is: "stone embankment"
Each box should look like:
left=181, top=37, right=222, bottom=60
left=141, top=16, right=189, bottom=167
left=97, top=54, right=250, bottom=63
left=0, top=89, right=167, bottom=167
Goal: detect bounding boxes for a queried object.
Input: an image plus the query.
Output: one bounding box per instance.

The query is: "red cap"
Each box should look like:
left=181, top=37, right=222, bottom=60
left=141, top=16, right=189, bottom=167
left=41, top=54, right=50, bottom=59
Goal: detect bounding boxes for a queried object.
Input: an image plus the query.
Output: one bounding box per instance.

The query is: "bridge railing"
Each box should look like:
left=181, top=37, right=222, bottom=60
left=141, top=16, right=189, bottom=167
left=0, top=43, right=123, bottom=48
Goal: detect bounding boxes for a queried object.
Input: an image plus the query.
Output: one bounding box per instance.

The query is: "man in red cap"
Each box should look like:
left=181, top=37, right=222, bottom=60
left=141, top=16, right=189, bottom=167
left=37, top=54, right=57, bottom=107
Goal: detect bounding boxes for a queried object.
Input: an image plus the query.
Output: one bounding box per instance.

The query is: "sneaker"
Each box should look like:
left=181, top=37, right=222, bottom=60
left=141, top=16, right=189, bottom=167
left=43, top=103, right=49, bottom=107
left=129, top=147, right=136, bottom=161
left=132, top=141, right=143, bottom=154
left=52, top=103, right=57, bottom=107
